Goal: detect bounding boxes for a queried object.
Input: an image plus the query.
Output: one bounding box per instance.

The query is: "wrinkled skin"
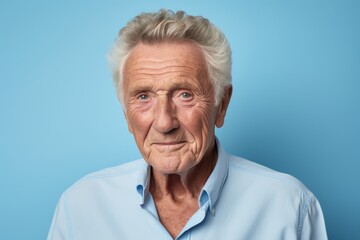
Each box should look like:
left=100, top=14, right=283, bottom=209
left=123, top=41, right=230, bottom=176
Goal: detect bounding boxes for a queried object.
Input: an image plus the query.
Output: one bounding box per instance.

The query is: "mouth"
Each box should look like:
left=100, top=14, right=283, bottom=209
left=152, top=141, right=186, bottom=151
left=155, top=141, right=185, bottom=145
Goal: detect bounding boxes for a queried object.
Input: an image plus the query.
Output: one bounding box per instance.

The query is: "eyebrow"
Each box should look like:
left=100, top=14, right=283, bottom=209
left=127, top=85, right=153, bottom=97
left=127, top=77, right=201, bottom=96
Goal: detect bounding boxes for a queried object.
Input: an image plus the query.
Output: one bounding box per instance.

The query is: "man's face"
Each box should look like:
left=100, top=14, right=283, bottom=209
left=123, top=41, right=226, bottom=175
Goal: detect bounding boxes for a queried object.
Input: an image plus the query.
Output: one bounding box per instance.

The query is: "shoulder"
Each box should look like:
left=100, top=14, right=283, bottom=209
left=80, top=159, right=145, bottom=179
left=217, top=154, right=327, bottom=239
left=227, top=154, right=314, bottom=198
left=63, top=159, right=146, bottom=197
left=49, top=160, right=149, bottom=239
left=225, top=155, right=318, bottom=222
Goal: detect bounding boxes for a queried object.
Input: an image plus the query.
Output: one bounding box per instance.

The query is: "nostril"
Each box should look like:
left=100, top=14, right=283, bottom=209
left=154, top=115, right=179, bottom=133
left=153, top=114, right=180, bottom=133
left=166, top=126, right=179, bottom=135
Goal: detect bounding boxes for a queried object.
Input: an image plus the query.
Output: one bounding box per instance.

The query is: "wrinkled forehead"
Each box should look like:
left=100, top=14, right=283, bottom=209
left=123, top=41, right=210, bottom=87
left=121, top=41, right=215, bottom=106
left=124, top=40, right=207, bottom=69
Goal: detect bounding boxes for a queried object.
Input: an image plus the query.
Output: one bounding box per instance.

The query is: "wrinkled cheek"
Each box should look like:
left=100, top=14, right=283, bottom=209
left=195, top=108, right=214, bottom=131
left=128, top=109, right=149, bottom=130
left=190, top=113, right=214, bottom=154
left=200, top=117, right=213, bottom=148
left=131, top=119, right=148, bottom=133
left=127, top=113, right=152, bottom=144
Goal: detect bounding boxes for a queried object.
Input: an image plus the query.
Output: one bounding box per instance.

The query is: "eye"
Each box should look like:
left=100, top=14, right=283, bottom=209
left=137, top=94, right=149, bottom=101
left=180, top=91, right=192, bottom=99
left=173, top=90, right=195, bottom=106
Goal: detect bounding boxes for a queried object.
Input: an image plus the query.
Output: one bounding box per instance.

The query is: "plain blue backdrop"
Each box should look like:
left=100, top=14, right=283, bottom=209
left=1, top=0, right=359, bottom=239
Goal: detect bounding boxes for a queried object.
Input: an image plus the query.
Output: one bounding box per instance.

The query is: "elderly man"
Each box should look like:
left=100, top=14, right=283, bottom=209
left=48, top=10, right=327, bottom=240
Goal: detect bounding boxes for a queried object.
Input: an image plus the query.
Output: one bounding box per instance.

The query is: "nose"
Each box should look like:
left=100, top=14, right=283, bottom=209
left=153, top=97, right=179, bottom=133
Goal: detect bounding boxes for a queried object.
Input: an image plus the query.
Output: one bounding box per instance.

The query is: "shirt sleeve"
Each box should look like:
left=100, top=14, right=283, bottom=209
left=47, top=195, right=71, bottom=240
left=299, top=196, right=328, bottom=240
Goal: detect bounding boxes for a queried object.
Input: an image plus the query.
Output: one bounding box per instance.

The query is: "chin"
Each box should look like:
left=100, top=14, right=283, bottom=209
left=151, top=157, right=194, bottom=175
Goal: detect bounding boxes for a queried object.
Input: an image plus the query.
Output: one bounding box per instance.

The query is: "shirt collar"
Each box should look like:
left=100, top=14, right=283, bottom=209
left=135, top=137, right=229, bottom=209
left=136, top=160, right=151, bottom=205
left=198, top=138, right=229, bottom=210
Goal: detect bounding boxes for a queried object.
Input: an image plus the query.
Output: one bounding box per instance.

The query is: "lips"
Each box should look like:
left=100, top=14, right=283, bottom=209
left=152, top=141, right=186, bottom=152
left=154, top=141, right=185, bottom=145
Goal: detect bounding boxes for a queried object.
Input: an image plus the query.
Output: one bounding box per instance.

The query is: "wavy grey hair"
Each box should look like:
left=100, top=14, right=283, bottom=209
left=108, top=9, right=232, bottom=106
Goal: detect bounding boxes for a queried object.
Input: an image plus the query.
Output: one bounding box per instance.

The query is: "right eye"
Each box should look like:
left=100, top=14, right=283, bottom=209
left=137, top=94, right=149, bottom=101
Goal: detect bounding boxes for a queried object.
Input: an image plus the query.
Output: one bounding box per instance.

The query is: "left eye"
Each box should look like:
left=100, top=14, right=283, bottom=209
left=180, top=92, right=192, bottom=98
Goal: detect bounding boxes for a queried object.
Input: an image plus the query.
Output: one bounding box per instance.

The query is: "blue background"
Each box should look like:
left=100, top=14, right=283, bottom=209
left=1, top=0, right=359, bottom=239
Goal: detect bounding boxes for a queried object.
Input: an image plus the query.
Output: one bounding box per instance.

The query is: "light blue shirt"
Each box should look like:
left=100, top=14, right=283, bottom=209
left=48, top=140, right=327, bottom=240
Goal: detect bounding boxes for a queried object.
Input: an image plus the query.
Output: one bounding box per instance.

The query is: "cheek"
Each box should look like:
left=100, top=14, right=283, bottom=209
left=180, top=105, right=214, bottom=136
left=127, top=109, right=153, bottom=133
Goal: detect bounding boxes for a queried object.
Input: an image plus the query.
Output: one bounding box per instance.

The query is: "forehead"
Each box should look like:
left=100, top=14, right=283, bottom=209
left=123, top=41, right=209, bottom=89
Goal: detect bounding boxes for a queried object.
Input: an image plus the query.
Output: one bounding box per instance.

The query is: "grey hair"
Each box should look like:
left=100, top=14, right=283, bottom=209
left=108, top=9, right=232, bottom=106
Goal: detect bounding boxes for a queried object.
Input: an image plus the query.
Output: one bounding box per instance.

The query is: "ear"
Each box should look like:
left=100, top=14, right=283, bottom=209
left=215, top=85, right=232, bottom=128
left=123, top=110, right=133, bottom=134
